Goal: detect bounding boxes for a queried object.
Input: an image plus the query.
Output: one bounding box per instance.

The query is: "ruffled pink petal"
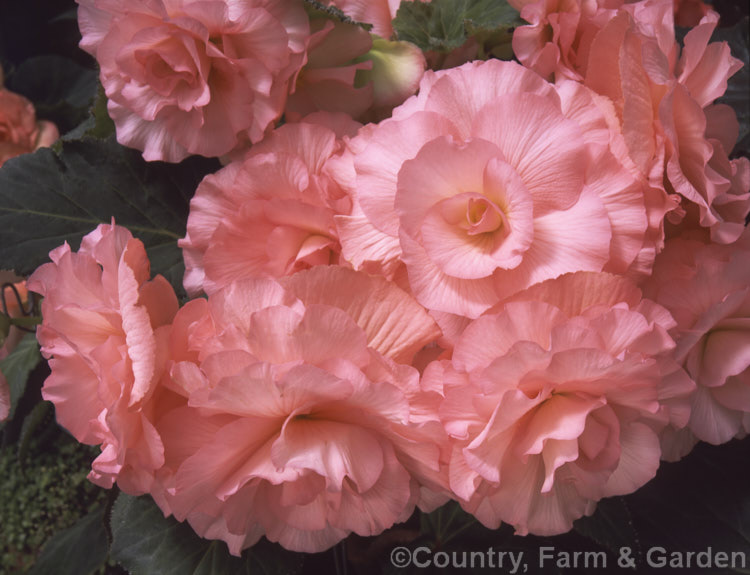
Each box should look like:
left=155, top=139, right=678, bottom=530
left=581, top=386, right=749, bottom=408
left=273, top=419, right=384, bottom=492
left=399, top=230, right=500, bottom=318
left=471, top=93, right=586, bottom=214
left=418, top=60, right=557, bottom=140
left=677, top=11, right=743, bottom=108
left=354, top=111, right=461, bottom=237
left=492, top=186, right=612, bottom=302
left=280, top=266, right=440, bottom=364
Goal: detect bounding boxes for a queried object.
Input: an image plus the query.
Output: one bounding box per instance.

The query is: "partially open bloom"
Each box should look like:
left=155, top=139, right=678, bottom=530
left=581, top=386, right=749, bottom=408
left=357, top=37, right=427, bottom=121
left=643, top=230, right=750, bottom=459
left=425, top=272, right=693, bottom=535
left=155, top=266, right=444, bottom=553
left=76, top=0, right=309, bottom=161
left=28, top=223, right=179, bottom=492
left=336, top=59, right=651, bottom=318
left=285, top=18, right=375, bottom=121
left=0, top=68, right=59, bottom=166
left=511, top=0, right=749, bottom=243
left=286, top=20, right=426, bottom=124
left=180, top=114, right=360, bottom=296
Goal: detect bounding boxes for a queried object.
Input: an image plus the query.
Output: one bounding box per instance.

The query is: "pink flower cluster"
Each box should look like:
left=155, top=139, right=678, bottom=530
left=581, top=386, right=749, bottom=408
left=76, top=0, right=427, bottom=161
left=28, top=0, right=750, bottom=557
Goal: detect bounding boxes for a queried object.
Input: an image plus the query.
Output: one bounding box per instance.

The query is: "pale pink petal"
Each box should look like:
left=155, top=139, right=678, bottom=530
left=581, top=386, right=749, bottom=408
left=333, top=443, right=414, bottom=536
left=472, top=93, right=586, bottom=214
left=677, top=12, right=743, bottom=108
left=500, top=271, right=643, bottom=318
left=602, top=422, right=662, bottom=496
left=399, top=231, right=500, bottom=318
left=418, top=60, right=557, bottom=140
left=493, top=186, right=612, bottom=301
left=280, top=266, right=440, bottom=364
left=354, top=112, right=461, bottom=237
left=273, top=419, right=385, bottom=492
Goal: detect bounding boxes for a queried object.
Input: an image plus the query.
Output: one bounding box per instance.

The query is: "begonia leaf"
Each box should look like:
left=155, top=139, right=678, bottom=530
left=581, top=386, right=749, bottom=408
left=62, top=83, right=116, bottom=142
left=0, top=332, right=41, bottom=421
left=393, top=0, right=520, bottom=53
left=573, top=497, right=639, bottom=556
left=5, top=54, right=98, bottom=134
left=0, top=136, right=220, bottom=298
left=110, top=493, right=305, bottom=575
left=624, top=437, right=750, bottom=572
left=27, top=506, right=109, bottom=575
left=303, top=0, right=373, bottom=31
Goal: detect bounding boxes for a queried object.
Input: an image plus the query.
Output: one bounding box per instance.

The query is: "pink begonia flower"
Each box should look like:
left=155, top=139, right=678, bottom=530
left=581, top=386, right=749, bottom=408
left=153, top=266, right=445, bottom=553
left=180, top=114, right=360, bottom=296
left=286, top=18, right=374, bottom=121
left=511, top=0, right=750, bottom=243
left=424, top=272, right=693, bottom=535
left=358, top=37, right=426, bottom=121
left=0, top=67, right=59, bottom=166
left=27, top=223, right=179, bottom=493
left=76, top=0, right=309, bottom=162
left=335, top=59, right=651, bottom=319
left=673, top=0, right=710, bottom=28
left=0, top=280, right=29, bottom=422
left=642, top=230, right=750, bottom=460
left=286, top=19, right=426, bottom=123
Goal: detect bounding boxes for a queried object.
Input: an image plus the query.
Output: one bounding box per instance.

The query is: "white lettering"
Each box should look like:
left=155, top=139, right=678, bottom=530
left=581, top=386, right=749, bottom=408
left=647, top=546, right=667, bottom=568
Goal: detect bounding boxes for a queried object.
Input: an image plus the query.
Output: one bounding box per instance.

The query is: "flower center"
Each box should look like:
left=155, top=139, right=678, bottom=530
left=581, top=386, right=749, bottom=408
left=439, top=192, right=510, bottom=239
left=465, top=196, right=509, bottom=236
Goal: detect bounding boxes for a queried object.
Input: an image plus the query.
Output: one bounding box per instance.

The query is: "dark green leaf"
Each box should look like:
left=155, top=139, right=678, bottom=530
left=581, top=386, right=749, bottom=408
left=302, top=0, right=373, bottom=31
left=0, top=136, right=220, bottom=297
left=63, top=83, right=116, bottom=142
left=17, top=399, right=52, bottom=465
left=574, top=497, right=639, bottom=556
left=0, top=312, right=10, bottom=347
left=624, top=437, right=750, bottom=573
left=27, top=506, right=109, bottom=575
left=110, top=493, right=304, bottom=575
left=7, top=55, right=97, bottom=109
left=393, top=0, right=520, bottom=53
left=0, top=332, right=41, bottom=420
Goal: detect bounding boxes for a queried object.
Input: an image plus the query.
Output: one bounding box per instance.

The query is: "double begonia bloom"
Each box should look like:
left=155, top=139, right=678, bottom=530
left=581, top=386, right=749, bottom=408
left=0, top=82, right=59, bottom=166
left=642, top=231, right=750, bottom=459
left=424, top=272, right=693, bottom=535
left=76, top=0, right=309, bottom=162
left=180, top=115, right=359, bottom=297
left=511, top=0, right=750, bottom=243
left=28, top=223, right=179, bottom=493
left=336, top=59, right=651, bottom=319
left=154, top=266, right=445, bottom=553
